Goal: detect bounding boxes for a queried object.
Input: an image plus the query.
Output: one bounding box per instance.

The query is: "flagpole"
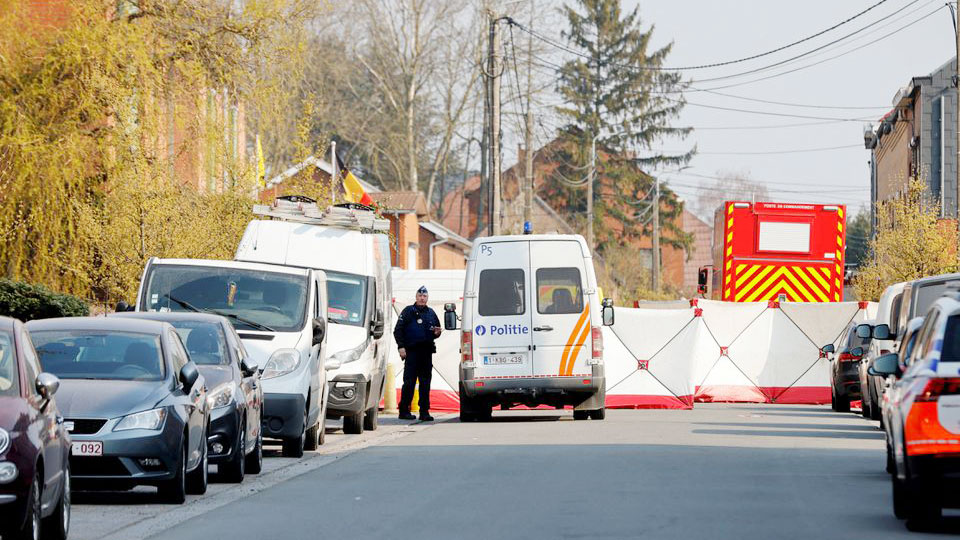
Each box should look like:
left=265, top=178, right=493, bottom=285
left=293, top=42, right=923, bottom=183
left=330, top=140, right=337, bottom=205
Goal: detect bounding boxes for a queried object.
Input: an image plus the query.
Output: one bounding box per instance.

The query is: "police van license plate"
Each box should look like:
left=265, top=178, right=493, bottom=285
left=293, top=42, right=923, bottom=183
left=483, top=354, right=524, bottom=365
left=72, top=441, right=103, bottom=456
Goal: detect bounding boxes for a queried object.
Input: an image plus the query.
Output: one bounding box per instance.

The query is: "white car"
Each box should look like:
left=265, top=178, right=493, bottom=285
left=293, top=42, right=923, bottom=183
left=235, top=197, right=392, bottom=435
left=135, top=258, right=335, bottom=457
left=446, top=234, right=613, bottom=421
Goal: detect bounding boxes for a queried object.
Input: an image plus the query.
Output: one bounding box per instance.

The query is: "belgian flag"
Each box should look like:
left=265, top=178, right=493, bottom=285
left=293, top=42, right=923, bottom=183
left=336, top=152, right=373, bottom=206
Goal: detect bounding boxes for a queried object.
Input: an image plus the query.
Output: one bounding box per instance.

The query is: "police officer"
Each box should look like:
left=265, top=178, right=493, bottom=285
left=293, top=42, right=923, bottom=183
left=394, top=286, right=441, bottom=421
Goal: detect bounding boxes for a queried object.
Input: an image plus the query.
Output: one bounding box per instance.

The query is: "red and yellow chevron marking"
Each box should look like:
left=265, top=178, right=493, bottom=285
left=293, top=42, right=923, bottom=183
left=834, top=207, right=845, bottom=302
left=723, top=203, right=735, bottom=300
left=732, top=264, right=833, bottom=303
left=559, top=303, right=590, bottom=376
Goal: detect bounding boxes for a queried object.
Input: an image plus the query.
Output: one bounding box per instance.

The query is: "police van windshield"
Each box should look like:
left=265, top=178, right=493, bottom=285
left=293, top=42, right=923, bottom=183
left=142, top=265, right=308, bottom=333
left=326, top=271, right=367, bottom=326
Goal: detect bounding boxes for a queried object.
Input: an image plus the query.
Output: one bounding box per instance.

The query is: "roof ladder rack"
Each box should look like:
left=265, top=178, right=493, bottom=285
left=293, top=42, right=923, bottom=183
left=253, top=196, right=389, bottom=233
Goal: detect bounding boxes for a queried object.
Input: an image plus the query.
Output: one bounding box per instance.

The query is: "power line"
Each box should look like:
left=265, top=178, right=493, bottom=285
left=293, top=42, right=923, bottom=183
left=695, top=89, right=888, bottom=110
left=505, top=0, right=891, bottom=71
left=694, top=143, right=864, bottom=155
left=668, top=98, right=876, bottom=121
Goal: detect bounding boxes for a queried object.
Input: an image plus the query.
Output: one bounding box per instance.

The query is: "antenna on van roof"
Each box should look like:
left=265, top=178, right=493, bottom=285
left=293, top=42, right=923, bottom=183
left=253, top=196, right=389, bottom=233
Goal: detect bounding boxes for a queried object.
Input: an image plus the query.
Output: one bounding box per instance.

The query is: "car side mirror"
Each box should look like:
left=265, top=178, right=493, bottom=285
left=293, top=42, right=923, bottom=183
left=325, top=356, right=342, bottom=371
left=179, top=362, right=200, bottom=391
left=855, top=324, right=873, bottom=339
left=850, top=346, right=864, bottom=357
left=370, top=309, right=385, bottom=340
left=821, top=343, right=835, bottom=354
left=115, top=300, right=135, bottom=312
left=444, top=303, right=458, bottom=331
left=35, top=373, right=60, bottom=401
left=312, top=318, right=326, bottom=346
left=601, top=297, right=615, bottom=326
left=240, top=357, right=258, bottom=377
left=872, top=324, right=892, bottom=340
left=868, top=352, right=899, bottom=377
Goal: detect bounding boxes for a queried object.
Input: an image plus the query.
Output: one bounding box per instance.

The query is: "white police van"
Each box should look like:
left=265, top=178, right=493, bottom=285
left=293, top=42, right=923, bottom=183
left=445, top=234, right=613, bottom=421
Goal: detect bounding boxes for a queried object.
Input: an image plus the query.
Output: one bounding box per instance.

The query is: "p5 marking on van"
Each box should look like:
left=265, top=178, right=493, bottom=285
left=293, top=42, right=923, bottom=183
left=446, top=234, right=614, bottom=421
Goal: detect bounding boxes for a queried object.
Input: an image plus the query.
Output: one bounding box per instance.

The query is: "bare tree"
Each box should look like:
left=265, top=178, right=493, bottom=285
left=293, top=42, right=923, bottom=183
left=692, top=170, right=770, bottom=220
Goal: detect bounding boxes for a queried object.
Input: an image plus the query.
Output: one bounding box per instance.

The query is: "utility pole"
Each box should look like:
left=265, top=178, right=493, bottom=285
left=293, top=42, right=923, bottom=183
left=587, top=138, right=596, bottom=250
left=955, top=1, right=959, bottom=226
left=522, top=3, right=534, bottom=226
left=488, top=12, right=503, bottom=236
left=651, top=177, right=661, bottom=292
left=478, top=28, right=488, bottom=236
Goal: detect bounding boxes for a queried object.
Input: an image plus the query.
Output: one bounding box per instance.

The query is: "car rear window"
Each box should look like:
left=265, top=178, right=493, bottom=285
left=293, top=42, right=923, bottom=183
left=0, top=331, right=18, bottom=397
left=32, top=331, right=165, bottom=381
left=478, top=269, right=525, bottom=316
left=914, top=282, right=955, bottom=318
left=537, top=268, right=584, bottom=314
left=170, top=322, right=229, bottom=366
left=940, top=316, right=960, bottom=363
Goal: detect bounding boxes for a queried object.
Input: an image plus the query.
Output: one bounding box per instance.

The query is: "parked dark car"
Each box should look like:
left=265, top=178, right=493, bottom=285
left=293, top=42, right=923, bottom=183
left=27, top=317, right=209, bottom=504
left=823, top=320, right=870, bottom=412
left=0, top=316, right=71, bottom=540
left=113, top=312, right=264, bottom=481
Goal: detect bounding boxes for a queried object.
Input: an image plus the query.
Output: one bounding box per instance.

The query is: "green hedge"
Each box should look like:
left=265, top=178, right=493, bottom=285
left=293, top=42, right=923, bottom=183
left=0, top=279, right=89, bottom=322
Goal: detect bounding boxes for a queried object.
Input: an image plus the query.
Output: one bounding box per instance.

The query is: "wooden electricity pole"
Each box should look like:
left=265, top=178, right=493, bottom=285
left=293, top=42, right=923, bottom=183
left=651, top=177, right=661, bottom=292
left=487, top=12, right=503, bottom=236
left=522, top=5, right=534, bottom=225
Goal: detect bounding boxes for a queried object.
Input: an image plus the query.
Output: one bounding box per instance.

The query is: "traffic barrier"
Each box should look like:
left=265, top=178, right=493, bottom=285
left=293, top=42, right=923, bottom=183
left=386, top=270, right=877, bottom=411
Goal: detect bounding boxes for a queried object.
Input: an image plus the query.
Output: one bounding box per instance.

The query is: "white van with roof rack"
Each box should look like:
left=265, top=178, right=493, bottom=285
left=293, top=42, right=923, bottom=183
left=134, top=258, right=333, bottom=457
left=235, top=196, right=392, bottom=434
left=444, top=234, right=614, bottom=421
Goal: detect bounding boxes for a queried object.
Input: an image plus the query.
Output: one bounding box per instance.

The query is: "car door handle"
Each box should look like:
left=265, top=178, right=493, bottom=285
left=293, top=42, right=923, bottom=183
left=533, top=326, right=553, bottom=332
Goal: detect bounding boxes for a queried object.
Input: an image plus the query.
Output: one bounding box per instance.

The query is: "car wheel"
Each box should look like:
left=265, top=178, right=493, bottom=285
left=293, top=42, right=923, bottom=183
left=869, top=388, right=882, bottom=421
left=885, top=443, right=895, bottom=475
left=245, top=429, right=263, bottom=474
left=830, top=387, right=838, bottom=411
left=158, top=444, right=187, bottom=504
left=41, top=463, right=70, bottom=540
left=573, top=410, right=589, bottom=420
left=221, top=420, right=246, bottom=483
left=343, top=412, right=364, bottom=435
left=186, top=430, right=208, bottom=495
left=589, top=408, right=606, bottom=420
left=834, top=388, right=850, bottom=413
left=363, top=405, right=379, bottom=431
left=281, top=411, right=306, bottom=458
left=860, top=392, right=870, bottom=418
left=8, top=473, right=42, bottom=540
left=305, top=422, right=320, bottom=450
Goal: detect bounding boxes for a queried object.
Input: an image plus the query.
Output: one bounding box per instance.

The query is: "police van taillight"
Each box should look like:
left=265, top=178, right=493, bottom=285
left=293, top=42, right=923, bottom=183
left=590, top=327, right=602, bottom=363
left=915, top=378, right=960, bottom=402
left=461, top=331, right=473, bottom=365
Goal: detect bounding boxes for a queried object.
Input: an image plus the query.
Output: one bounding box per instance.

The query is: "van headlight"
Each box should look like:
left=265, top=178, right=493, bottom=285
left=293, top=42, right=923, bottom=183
left=262, top=349, right=301, bottom=379
left=207, top=383, right=237, bottom=409
left=331, top=340, right=369, bottom=365
left=114, top=408, right=167, bottom=432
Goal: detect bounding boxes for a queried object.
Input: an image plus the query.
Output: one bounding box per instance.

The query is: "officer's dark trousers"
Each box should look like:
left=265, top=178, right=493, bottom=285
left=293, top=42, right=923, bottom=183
left=399, top=345, right=432, bottom=416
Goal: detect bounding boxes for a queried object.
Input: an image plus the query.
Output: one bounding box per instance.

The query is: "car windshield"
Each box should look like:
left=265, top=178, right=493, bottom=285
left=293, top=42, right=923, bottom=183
left=169, top=321, right=229, bottom=366
left=31, top=331, right=165, bottom=381
left=142, top=264, right=309, bottom=332
left=326, top=271, right=367, bottom=326
left=0, top=331, right=19, bottom=397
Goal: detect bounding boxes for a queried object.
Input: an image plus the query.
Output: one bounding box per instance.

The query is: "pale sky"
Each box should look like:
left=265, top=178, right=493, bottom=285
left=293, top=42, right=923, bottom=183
left=506, top=0, right=956, bottom=220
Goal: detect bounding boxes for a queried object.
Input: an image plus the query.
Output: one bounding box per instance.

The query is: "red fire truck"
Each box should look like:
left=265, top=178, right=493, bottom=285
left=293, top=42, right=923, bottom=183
left=706, top=201, right=847, bottom=303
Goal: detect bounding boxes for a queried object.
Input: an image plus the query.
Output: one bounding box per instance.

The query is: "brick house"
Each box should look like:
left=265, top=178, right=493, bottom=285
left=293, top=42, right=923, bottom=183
left=865, top=57, right=958, bottom=219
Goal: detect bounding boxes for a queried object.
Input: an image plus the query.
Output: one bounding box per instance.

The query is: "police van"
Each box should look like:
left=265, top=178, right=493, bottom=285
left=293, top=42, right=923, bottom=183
left=445, top=234, right=614, bottom=421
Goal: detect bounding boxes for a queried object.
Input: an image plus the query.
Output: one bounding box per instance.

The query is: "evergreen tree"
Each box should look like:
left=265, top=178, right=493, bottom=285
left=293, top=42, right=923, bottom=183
left=546, top=0, right=693, bottom=255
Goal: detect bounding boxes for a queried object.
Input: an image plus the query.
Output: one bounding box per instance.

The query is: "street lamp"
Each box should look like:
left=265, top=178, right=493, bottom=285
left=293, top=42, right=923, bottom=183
left=589, top=130, right=661, bottom=292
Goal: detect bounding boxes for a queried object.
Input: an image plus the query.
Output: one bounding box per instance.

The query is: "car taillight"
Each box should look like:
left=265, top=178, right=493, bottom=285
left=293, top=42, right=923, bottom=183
left=591, top=327, right=602, bottom=359
left=837, top=353, right=857, bottom=362
left=915, top=378, right=960, bottom=402
left=461, top=331, right=473, bottom=364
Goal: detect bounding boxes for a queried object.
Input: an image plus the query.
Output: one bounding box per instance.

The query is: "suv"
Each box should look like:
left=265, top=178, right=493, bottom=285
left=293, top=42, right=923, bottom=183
left=871, top=289, right=960, bottom=527
left=856, top=282, right=906, bottom=421
left=823, top=321, right=869, bottom=412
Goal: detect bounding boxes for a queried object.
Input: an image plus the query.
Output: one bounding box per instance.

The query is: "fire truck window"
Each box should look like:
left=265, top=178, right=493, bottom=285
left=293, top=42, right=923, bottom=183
left=757, top=221, right=811, bottom=253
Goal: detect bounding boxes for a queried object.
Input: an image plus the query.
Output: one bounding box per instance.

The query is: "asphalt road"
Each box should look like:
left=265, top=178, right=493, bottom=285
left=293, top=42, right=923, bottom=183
left=69, top=405, right=960, bottom=540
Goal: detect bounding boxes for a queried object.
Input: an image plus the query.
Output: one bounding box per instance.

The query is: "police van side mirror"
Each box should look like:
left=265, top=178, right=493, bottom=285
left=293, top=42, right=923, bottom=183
left=601, top=298, right=614, bottom=327
left=444, top=303, right=458, bottom=331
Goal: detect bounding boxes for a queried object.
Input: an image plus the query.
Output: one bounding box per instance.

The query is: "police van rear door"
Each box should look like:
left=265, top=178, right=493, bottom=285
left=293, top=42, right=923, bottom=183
left=471, top=240, right=533, bottom=379
left=529, top=240, right=590, bottom=377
